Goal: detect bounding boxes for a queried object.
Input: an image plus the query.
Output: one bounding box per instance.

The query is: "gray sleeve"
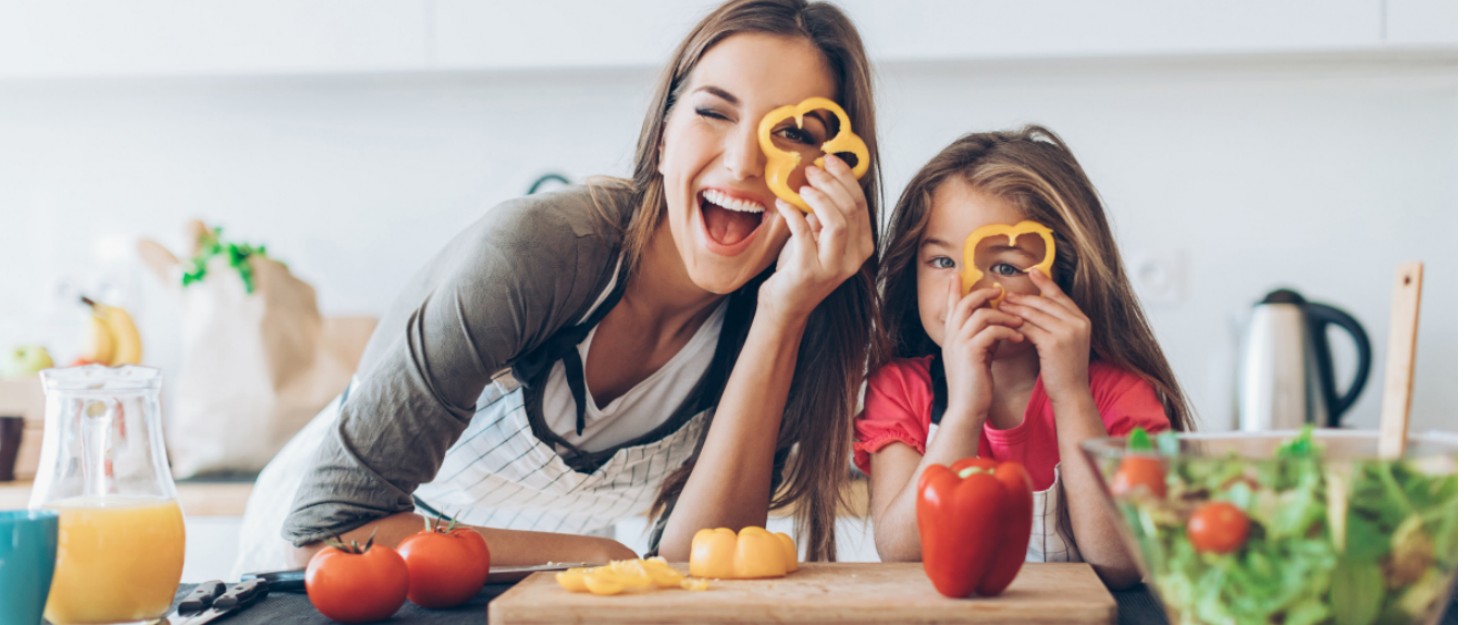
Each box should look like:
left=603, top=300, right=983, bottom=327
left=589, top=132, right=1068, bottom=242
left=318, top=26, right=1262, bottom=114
left=282, top=190, right=620, bottom=546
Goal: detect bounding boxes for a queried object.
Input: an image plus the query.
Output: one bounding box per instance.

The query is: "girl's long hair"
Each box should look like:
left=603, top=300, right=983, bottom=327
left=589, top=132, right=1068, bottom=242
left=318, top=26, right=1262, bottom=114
left=877, top=126, right=1193, bottom=431
left=601, top=0, right=882, bottom=560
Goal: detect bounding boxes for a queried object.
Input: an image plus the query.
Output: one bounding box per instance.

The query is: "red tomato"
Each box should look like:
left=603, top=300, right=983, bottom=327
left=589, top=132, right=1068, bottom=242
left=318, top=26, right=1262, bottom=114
left=305, top=540, right=409, bottom=623
left=1111, top=456, right=1167, bottom=499
left=1187, top=501, right=1250, bottom=555
left=398, top=525, right=492, bottom=608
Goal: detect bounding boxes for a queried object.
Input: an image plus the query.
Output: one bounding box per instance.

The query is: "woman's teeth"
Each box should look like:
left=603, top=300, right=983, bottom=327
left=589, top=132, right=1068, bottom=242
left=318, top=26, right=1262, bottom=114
left=701, top=189, right=766, bottom=214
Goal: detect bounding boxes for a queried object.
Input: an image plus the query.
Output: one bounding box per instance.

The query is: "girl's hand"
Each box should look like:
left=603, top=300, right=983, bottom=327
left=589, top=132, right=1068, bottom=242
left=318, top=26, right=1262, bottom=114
left=941, top=275, right=1024, bottom=424
left=999, top=269, right=1092, bottom=407
left=762, top=156, right=874, bottom=324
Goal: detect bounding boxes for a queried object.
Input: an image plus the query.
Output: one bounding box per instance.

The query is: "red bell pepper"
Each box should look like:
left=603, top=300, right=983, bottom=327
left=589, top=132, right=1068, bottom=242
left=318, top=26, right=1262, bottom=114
left=916, top=457, right=1034, bottom=598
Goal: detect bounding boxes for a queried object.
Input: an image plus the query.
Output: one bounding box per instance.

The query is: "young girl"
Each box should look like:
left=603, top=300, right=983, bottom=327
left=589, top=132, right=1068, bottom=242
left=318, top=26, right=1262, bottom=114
left=235, top=0, right=881, bottom=574
left=855, top=127, right=1193, bottom=589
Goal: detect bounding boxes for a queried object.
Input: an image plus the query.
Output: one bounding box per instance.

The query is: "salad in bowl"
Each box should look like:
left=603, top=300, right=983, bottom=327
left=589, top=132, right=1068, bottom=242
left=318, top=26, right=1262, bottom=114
left=1082, top=427, right=1457, bottom=625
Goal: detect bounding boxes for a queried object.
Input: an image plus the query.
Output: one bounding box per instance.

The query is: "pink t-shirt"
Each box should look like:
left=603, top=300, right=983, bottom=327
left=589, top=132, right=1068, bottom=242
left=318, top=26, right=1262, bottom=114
left=853, top=355, right=1170, bottom=491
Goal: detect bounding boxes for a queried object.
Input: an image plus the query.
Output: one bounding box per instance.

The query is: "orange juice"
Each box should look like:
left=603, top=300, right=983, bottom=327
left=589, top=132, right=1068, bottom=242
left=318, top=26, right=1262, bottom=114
left=43, top=496, right=185, bottom=625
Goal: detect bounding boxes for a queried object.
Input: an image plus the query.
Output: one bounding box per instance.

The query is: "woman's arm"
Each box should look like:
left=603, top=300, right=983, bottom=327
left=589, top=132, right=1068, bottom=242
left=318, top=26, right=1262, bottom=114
left=289, top=513, right=636, bottom=568
left=284, top=191, right=629, bottom=548
left=657, top=158, right=873, bottom=559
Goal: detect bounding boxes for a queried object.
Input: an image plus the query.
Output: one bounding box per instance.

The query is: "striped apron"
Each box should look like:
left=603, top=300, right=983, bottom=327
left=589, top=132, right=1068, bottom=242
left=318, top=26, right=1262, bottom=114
left=232, top=375, right=709, bottom=576
left=412, top=371, right=709, bottom=535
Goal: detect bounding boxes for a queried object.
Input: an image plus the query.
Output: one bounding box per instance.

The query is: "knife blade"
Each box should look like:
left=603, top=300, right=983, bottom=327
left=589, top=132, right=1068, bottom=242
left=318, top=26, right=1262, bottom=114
left=242, top=561, right=602, bottom=593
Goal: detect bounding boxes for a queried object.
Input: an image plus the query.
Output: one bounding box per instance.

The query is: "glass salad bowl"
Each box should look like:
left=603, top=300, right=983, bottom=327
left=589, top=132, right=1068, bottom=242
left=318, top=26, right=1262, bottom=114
left=1082, top=428, right=1457, bottom=625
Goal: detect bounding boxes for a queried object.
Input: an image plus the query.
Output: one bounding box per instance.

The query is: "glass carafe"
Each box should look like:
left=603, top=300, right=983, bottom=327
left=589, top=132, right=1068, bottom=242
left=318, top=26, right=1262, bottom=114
left=30, top=365, right=185, bottom=625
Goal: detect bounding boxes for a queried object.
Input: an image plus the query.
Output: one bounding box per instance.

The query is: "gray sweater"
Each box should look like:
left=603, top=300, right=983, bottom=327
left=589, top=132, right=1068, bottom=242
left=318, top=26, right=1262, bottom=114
left=282, top=185, right=637, bottom=545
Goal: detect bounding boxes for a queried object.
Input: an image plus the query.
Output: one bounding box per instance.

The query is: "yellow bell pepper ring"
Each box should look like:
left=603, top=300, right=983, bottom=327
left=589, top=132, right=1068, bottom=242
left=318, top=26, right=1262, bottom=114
left=689, top=526, right=798, bottom=579
left=757, top=97, right=870, bottom=213
left=960, top=220, right=1057, bottom=302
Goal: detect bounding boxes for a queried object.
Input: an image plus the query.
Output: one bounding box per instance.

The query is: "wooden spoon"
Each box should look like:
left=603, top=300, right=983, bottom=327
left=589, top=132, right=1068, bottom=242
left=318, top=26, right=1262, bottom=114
left=1378, top=262, right=1423, bottom=458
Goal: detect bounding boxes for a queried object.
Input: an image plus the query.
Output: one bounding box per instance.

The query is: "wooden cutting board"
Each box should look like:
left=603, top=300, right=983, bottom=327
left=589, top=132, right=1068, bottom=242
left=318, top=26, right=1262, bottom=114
left=489, top=562, right=1116, bottom=624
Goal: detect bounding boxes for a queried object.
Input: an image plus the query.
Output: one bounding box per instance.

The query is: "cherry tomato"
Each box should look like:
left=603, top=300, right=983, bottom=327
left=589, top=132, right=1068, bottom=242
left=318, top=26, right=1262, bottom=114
left=305, top=539, right=409, bottom=623
left=1111, top=456, right=1167, bottom=499
left=1187, top=501, right=1250, bottom=555
left=397, top=522, right=492, bottom=608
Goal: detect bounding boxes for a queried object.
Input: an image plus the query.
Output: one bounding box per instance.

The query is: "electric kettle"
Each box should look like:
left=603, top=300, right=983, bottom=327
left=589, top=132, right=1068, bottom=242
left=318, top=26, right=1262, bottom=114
left=1235, top=288, right=1371, bottom=431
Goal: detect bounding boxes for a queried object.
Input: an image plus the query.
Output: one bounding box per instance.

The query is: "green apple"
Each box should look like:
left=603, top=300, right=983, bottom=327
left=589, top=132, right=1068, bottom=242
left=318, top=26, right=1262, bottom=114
left=1, top=345, right=54, bottom=377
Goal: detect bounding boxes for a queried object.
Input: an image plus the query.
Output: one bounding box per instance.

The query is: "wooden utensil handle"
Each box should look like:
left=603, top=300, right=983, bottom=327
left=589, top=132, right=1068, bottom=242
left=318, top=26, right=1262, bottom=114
left=1379, top=262, right=1423, bottom=458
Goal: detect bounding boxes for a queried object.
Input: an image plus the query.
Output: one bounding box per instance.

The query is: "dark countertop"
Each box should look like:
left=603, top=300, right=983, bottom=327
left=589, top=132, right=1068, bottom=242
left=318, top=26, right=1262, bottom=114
left=163, top=581, right=1167, bottom=625
left=164, top=578, right=1458, bottom=625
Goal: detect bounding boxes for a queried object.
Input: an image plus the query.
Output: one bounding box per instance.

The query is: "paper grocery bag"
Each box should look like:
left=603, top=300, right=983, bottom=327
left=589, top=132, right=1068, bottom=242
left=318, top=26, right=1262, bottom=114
left=139, top=224, right=364, bottom=478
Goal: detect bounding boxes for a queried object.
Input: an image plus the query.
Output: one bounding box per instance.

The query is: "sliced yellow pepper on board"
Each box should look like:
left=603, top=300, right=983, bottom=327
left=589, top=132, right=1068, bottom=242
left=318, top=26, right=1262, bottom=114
left=689, top=526, right=798, bottom=579
left=555, top=557, right=709, bottom=596
left=757, top=97, right=870, bottom=213
left=960, top=220, right=1057, bottom=303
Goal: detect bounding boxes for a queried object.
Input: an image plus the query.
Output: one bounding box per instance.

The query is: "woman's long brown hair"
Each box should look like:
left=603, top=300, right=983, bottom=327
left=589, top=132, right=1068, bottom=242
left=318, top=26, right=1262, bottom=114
left=877, top=127, right=1194, bottom=431
left=598, top=0, right=882, bottom=560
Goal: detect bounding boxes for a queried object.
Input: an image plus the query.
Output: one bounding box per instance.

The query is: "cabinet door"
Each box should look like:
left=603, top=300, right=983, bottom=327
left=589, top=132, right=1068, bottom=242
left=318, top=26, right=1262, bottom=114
left=0, top=0, right=429, bottom=79
left=837, top=0, right=1384, bottom=61
left=1385, top=0, right=1458, bottom=46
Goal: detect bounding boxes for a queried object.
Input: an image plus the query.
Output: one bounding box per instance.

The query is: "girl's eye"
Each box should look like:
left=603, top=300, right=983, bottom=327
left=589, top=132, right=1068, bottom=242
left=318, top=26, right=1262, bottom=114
left=990, top=262, right=1023, bottom=277
left=928, top=257, right=956, bottom=270
left=696, top=107, right=730, bottom=121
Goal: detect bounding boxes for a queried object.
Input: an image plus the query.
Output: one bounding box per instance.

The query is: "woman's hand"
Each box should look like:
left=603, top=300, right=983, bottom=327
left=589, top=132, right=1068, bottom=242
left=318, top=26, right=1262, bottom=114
left=999, top=269, right=1092, bottom=407
left=941, top=276, right=1025, bottom=425
left=762, top=155, right=874, bottom=323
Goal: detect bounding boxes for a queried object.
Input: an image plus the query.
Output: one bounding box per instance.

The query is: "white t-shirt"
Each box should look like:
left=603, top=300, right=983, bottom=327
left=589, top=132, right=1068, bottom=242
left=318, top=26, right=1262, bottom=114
left=540, top=299, right=727, bottom=454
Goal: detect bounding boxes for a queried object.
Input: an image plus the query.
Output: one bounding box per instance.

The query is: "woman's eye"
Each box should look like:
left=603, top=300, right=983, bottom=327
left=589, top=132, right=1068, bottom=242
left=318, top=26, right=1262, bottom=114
left=991, top=262, right=1023, bottom=277
left=696, top=107, right=730, bottom=121
left=776, top=126, right=817, bottom=145
left=928, top=257, right=956, bottom=270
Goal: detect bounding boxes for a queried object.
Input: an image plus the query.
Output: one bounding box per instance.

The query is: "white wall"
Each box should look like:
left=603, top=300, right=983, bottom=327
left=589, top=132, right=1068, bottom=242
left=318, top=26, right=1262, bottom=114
left=0, top=54, right=1455, bottom=435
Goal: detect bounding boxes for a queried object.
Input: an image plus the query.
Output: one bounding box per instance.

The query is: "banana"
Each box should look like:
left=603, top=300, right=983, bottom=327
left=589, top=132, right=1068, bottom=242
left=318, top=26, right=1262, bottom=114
left=82, top=313, right=115, bottom=364
left=81, top=297, right=142, bottom=365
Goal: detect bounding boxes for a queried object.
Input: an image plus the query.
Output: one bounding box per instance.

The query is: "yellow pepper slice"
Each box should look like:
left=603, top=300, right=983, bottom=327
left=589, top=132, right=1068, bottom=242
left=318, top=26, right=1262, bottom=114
left=555, top=557, right=710, bottom=596
left=757, top=97, right=870, bottom=213
left=689, top=526, right=798, bottom=579
left=960, top=221, right=1056, bottom=303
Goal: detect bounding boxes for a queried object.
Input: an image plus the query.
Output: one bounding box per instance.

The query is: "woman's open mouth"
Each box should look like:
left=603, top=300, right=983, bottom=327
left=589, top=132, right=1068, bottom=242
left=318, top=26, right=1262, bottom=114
left=697, top=188, right=769, bottom=256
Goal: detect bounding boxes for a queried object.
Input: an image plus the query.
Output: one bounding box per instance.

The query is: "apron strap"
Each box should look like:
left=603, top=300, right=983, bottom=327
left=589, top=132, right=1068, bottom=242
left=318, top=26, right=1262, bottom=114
left=512, top=260, right=630, bottom=452
left=928, top=353, right=947, bottom=425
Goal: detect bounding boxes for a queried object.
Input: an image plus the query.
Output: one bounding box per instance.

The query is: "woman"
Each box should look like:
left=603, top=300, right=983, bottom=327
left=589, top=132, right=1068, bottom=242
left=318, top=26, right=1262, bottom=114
left=234, top=0, right=882, bottom=574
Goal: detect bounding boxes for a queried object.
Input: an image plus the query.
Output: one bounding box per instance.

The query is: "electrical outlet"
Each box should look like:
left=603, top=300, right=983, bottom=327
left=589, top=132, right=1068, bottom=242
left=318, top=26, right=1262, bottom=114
left=1130, top=249, right=1185, bottom=307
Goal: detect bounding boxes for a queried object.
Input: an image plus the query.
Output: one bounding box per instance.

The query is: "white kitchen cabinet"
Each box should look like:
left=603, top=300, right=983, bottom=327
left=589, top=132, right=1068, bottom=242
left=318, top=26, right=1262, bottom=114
left=430, top=0, right=709, bottom=70
left=838, top=0, right=1385, bottom=61
left=0, top=0, right=428, bottom=79
left=0, top=0, right=1451, bottom=79
left=1384, top=0, right=1458, bottom=46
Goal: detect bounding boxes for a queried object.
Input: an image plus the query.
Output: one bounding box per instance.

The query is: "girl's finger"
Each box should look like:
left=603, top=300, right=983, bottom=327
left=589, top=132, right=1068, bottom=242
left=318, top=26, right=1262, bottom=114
left=959, top=306, right=1022, bottom=343
left=951, top=287, right=1003, bottom=333
left=1001, top=292, right=1075, bottom=329
left=999, top=299, right=1064, bottom=334
left=973, top=325, right=1025, bottom=352
left=956, top=285, right=1003, bottom=311
left=944, top=274, right=961, bottom=344
left=1024, top=269, right=1080, bottom=314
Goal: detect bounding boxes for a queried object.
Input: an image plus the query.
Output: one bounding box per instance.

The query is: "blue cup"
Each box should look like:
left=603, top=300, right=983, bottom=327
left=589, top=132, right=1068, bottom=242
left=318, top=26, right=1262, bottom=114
left=0, top=509, right=58, bottom=625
